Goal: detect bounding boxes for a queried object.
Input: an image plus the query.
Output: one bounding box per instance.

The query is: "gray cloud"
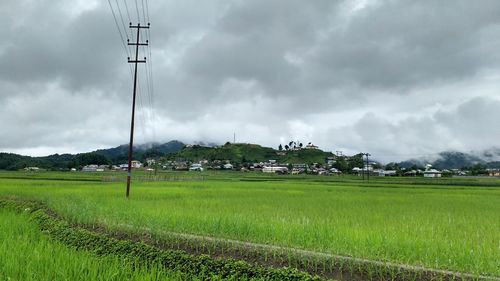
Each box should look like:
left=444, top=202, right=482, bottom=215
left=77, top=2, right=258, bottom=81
left=1, top=0, right=500, bottom=160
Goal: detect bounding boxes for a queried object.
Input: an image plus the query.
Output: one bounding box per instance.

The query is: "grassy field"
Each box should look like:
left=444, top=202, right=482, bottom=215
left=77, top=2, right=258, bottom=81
left=0, top=208, right=185, bottom=281
left=0, top=171, right=499, bottom=278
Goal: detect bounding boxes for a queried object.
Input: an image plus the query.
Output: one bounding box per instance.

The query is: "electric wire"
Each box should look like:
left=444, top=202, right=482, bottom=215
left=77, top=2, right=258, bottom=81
left=114, top=0, right=129, bottom=41
left=144, top=0, right=156, bottom=143
left=141, top=0, right=147, bottom=26
left=107, top=0, right=130, bottom=58
left=110, top=0, right=155, bottom=145
left=134, top=0, right=141, bottom=25
left=122, top=0, right=133, bottom=37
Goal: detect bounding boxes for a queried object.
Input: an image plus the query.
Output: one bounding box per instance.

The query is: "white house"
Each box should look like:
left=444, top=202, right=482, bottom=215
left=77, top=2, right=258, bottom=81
left=82, top=165, right=99, bottom=172
left=424, top=169, right=442, bottom=178
left=24, top=167, right=40, bottom=171
left=329, top=167, right=341, bottom=174
left=189, top=163, right=204, bottom=171
left=119, top=161, right=142, bottom=170
left=305, top=143, right=319, bottom=149
left=384, top=170, right=397, bottom=176
left=262, top=166, right=288, bottom=174
left=131, top=160, right=142, bottom=168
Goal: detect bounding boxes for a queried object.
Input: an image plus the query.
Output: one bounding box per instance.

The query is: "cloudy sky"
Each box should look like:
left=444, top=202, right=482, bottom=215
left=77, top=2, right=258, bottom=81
left=2, top=0, right=500, bottom=162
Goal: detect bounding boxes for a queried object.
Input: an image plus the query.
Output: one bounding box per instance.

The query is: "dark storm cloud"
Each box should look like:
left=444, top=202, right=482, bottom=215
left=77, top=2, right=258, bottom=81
left=306, top=0, right=500, bottom=90
left=157, top=0, right=500, bottom=118
left=1, top=0, right=500, bottom=158
left=0, top=1, right=124, bottom=91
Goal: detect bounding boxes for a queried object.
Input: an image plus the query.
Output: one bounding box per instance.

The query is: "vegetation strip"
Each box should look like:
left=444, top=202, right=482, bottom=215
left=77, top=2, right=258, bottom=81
left=1, top=196, right=498, bottom=281
left=0, top=197, right=322, bottom=281
left=111, top=223, right=500, bottom=281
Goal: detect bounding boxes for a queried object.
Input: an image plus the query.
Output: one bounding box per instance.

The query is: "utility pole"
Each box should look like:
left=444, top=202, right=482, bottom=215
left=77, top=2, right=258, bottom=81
left=363, top=153, right=371, bottom=181
left=361, top=153, right=365, bottom=181
left=126, top=22, right=150, bottom=198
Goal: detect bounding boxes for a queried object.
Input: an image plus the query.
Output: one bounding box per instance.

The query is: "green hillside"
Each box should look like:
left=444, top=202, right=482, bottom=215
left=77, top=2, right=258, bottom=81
left=167, top=143, right=333, bottom=164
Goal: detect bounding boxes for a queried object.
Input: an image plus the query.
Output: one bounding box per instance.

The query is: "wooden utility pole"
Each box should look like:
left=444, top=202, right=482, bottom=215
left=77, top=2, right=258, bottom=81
left=126, top=22, right=149, bottom=198
left=364, top=153, right=371, bottom=181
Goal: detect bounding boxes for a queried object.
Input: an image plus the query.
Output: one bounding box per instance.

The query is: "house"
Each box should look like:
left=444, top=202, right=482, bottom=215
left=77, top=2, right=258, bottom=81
left=305, top=143, right=319, bottom=149
left=317, top=168, right=331, bottom=176
left=189, top=163, right=204, bottom=171
left=24, top=167, right=40, bottom=171
left=146, top=158, right=156, bottom=166
left=371, top=169, right=386, bottom=176
left=353, top=165, right=373, bottom=176
left=326, top=156, right=336, bottom=165
left=403, top=170, right=417, bottom=177
left=488, top=169, right=500, bottom=177
left=119, top=161, right=142, bottom=170
left=262, top=166, right=288, bottom=174
left=292, top=163, right=307, bottom=169
left=82, top=165, right=99, bottom=172
left=424, top=169, right=442, bottom=178
left=329, top=167, right=341, bottom=174
left=131, top=160, right=142, bottom=169
left=384, top=170, right=397, bottom=176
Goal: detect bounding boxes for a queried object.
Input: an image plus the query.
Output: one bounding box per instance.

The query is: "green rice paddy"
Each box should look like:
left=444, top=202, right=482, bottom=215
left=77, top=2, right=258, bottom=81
left=0, top=171, right=499, bottom=278
left=0, top=208, right=182, bottom=281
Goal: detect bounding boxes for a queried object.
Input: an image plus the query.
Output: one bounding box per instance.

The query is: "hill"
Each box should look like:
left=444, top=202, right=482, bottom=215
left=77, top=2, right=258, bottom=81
left=394, top=149, right=500, bottom=170
left=94, top=140, right=185, bottom=163
left=2, top=141, right=500, bottom=171
left=166, top=143, right=334, bottom=165
left=0, top=141, right=186, bottom=171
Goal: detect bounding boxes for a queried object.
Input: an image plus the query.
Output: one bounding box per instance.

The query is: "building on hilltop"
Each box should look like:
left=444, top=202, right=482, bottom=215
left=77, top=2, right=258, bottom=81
left=305, top=142, right=319, bottom=149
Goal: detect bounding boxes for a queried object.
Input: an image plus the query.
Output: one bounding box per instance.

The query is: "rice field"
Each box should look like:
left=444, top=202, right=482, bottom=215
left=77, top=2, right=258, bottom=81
left=0, top=208, right=183, bottom=281
left=0, top=171, right=499, bottom=278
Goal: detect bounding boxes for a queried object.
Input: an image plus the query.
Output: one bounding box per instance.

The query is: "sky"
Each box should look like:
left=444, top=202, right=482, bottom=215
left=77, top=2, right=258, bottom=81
left=1, top=0, right=500, bottom=162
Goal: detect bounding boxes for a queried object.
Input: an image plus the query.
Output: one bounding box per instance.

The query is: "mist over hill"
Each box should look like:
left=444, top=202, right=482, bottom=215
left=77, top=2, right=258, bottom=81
left=1, top=140, right=500, bottom=171
left=394, top=149, right=500, bottom=169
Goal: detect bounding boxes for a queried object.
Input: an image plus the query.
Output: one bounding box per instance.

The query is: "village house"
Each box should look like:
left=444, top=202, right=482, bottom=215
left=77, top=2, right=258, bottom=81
left=487, top=169, right=500, bottom=177
left=189, top=163, right=204, bottom=171
left=423, top=169, right=442, bottom=178
left=262, top=166, right=288, bottom=174
left=24, top=167, right=40, bottom=171
left=82, top=165, right=99, bottom=172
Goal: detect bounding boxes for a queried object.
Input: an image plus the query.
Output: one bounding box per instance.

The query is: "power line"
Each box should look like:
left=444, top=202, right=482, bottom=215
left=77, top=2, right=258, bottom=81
left=134, top=0, right=141, bottom=24
left=122, top=0, right=133, bottom=37
left=145, top=0, right=150, bottom=24
left=114, top=0, right=129, bottom=41
left=107, top=0, right=130, bottom=57
left=141, top=0, right=147, bottom=26
left=146, top=1, right=156, bottom=143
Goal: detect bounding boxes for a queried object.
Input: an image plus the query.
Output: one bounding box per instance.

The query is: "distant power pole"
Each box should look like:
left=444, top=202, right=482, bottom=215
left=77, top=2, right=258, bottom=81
left=361, top=153, right=365, bottom=181
left=363, top=153, right=371, bottom=181
left=126, top=22, right=150, bottom=198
